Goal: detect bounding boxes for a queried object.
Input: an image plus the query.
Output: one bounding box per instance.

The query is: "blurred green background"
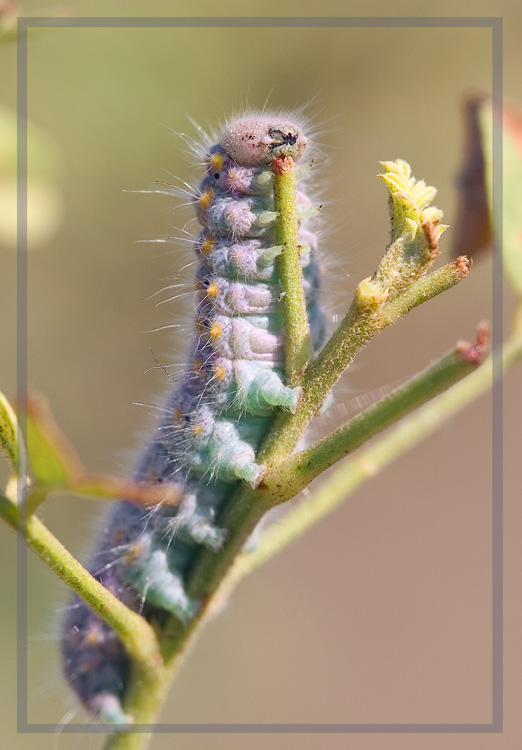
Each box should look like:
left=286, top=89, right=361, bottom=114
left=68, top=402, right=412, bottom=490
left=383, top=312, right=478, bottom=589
left=1, top=1, right=521, bottom=749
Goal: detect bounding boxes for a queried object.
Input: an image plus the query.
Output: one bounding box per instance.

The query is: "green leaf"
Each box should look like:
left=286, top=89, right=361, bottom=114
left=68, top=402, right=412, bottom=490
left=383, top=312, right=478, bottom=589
left=17, top=394, right=83, bottom=487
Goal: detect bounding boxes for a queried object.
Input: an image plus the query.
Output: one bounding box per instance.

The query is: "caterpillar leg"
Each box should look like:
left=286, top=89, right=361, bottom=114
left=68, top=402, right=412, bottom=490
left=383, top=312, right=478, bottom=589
left=169, top=401, right=263, bottom=486
left=123, top=540, right=199, bottom=622
left=243, top=368, right=301, bottom=413
left=231, top=360, right=301, bottom=413
left=172, top=485, right=229, bottom=552
left=195, top=418, right=264, bottom=486
left=91, top=693, right=134, bottom=726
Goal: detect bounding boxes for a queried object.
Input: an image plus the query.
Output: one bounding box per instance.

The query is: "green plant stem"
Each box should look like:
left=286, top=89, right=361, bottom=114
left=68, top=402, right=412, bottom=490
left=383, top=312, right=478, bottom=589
left=273, top=155, right=313, bottom=385
left=102, top=667, right=171, bottom=750
left=223, top=330, right=522, bottom=591
left=259, top=257, right=470, bottom=465
left=0, top=495, right=162, bottom=674
left=261, top=343, right=483, bottom=504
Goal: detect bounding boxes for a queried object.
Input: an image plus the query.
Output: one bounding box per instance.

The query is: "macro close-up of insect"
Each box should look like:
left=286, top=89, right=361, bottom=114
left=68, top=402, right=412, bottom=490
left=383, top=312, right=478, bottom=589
left=1, top=6, right=522, bottom=750
left=61, top=111, right=327, bottom=725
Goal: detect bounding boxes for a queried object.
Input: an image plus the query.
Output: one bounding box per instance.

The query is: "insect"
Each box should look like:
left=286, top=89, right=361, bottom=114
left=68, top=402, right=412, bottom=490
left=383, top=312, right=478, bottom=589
left=60, top=111, right=324, bottom=725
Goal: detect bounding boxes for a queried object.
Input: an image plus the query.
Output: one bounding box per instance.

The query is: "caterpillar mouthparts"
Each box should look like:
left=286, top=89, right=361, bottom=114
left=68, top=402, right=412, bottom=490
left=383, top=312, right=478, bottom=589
left=61, top=112, right=324, bottom=725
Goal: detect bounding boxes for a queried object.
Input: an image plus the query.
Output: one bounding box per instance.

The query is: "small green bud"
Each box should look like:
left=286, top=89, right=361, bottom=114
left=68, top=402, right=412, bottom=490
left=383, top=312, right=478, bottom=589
left=355, top=277, right=389, bottom=311
left=374, top=160, right=449, bottom=297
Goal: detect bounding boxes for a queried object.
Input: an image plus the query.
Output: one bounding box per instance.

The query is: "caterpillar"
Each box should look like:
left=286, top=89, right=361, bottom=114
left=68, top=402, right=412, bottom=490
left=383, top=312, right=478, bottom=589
left=60, top=112, right=325, bottom=725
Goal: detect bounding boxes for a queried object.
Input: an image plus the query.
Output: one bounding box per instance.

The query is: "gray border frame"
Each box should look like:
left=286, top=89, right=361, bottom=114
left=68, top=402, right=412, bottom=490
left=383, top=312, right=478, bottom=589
left=16, top=16, right=503, bottom=735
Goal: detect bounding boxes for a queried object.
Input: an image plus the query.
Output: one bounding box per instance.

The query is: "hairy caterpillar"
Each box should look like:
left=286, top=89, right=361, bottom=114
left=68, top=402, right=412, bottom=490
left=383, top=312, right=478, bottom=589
left=60, top=112, right=324, bottom=725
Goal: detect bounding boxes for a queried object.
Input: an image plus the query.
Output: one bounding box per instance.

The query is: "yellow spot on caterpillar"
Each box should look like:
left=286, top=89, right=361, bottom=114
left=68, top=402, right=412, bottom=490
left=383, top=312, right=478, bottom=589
left=213, top=364, right=227, bottom=381
left=192, top=423, right=203, bottom=436
left=198, top=188, right=213, bottom=209
left=207, top=282, right=220, bottom=299
left=209, top=321, right=222, bottom=340
left=210, top=152, right=224, bottom=171
left=124, top=542, right=143, bottom=564
left=85, top=628, right=102, bottom=646
left=201, top=237, right=215, bottom=256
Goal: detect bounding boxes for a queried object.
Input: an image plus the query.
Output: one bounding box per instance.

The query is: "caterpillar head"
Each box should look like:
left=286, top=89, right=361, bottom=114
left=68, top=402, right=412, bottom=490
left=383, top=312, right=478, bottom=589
left=220, top=116, right=308, bottom=167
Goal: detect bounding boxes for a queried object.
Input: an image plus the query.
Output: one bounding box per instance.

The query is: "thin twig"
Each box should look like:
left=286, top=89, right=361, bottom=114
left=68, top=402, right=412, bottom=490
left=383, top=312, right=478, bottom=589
left=261, top=333, right=486, bottom=504
left=273, top=154, right=313, bottom=385
left=0, top=495, right=163, bottom=674
left=226, top=332, right=522, bottom=584
left=259, top=257, right=471, bottom=465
